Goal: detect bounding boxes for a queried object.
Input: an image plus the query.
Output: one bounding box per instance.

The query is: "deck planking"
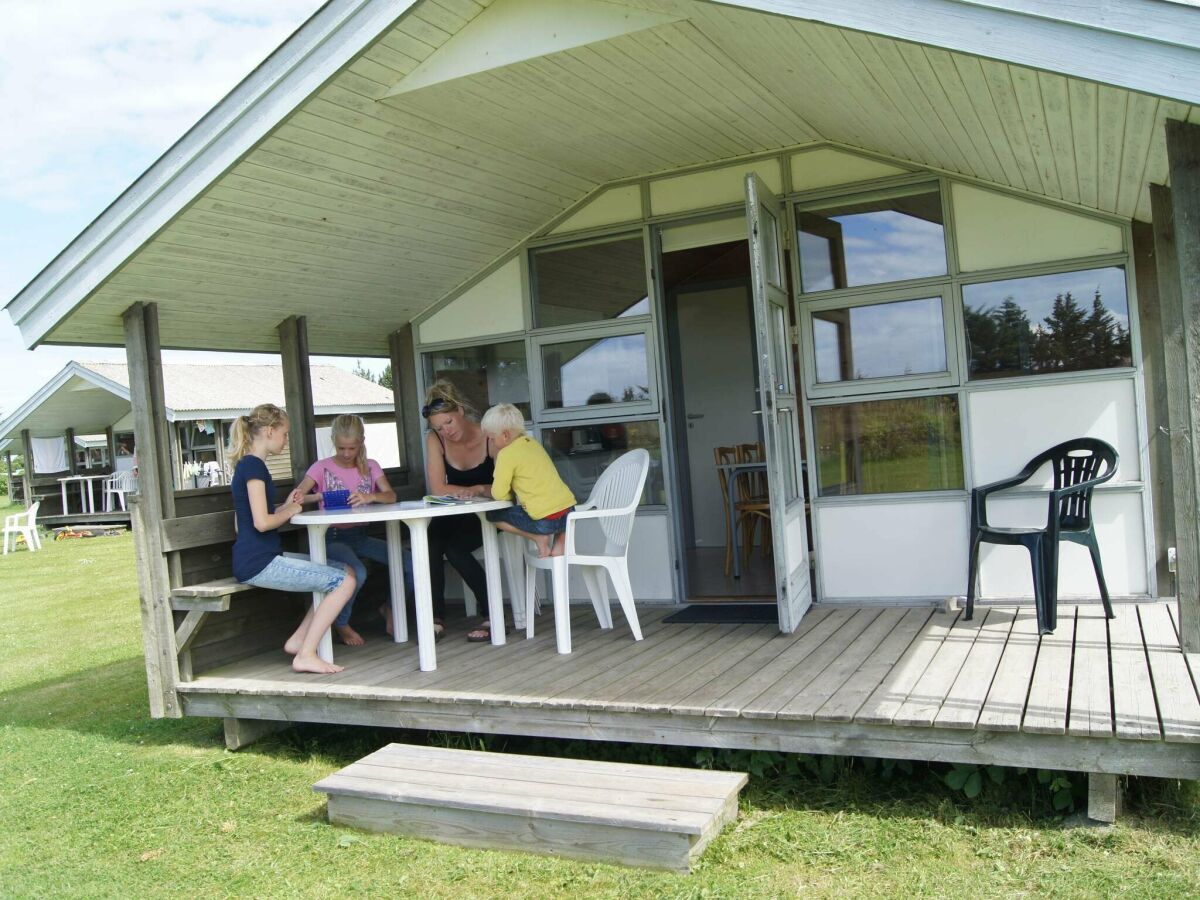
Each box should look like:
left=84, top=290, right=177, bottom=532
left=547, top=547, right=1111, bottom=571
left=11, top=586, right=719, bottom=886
left=183, top=602, right=1200, bottom=755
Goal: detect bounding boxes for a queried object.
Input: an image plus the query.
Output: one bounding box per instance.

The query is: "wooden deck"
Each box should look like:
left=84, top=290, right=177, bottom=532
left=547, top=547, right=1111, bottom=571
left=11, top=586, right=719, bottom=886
left=179, top=602, right=1200, bottom=781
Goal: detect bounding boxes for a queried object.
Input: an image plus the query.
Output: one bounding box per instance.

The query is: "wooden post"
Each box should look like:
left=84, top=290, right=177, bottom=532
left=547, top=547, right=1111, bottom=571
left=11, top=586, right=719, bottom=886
left=1132, top=221, right=1176, bottom=593
left=223, top=717, right=290, bottom=751
left=66, top=428, right=77, bottom=475
left=1087, top=773, right=1122, bottom=824
left=123, top=301, right=181, bottom=718
left=20, top=429, right=34, bottom=509
left=105, top=426, right=116, bottom=471
left=389, top=325, right=424, bottom=490
left=1162, top=117, right=1200, bottom=652
left=277, top=315, right=316, bottom=485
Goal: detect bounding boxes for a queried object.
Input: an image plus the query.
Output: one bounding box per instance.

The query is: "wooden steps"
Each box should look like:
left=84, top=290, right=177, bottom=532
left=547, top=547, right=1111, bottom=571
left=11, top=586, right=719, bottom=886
left=313, top=743, right=748, bottom=871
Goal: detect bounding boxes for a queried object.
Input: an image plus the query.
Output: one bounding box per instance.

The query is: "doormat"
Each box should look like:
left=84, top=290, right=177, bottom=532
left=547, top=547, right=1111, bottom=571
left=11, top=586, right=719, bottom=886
left=662, top=604, right=777, bottom=624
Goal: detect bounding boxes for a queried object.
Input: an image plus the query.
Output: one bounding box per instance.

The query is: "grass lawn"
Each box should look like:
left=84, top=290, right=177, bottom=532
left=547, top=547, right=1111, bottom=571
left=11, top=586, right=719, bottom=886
left=0, top=507, right=1197, bottom=898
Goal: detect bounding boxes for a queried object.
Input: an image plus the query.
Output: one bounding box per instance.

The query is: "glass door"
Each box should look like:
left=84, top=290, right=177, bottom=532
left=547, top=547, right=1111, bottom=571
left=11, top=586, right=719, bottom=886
left=745, top=174, right=812, bottom=631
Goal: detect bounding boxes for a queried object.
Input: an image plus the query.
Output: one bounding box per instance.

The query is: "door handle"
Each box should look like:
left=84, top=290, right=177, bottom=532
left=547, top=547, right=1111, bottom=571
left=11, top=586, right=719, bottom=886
left=751, top=409, right=763, bottom=416
left=686, top=413, right=705, bottom=420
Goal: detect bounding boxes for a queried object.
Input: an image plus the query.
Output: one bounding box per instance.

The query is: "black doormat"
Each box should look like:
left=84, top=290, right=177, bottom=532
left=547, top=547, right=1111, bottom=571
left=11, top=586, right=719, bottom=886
left=662, top=603, right=777, bottom=624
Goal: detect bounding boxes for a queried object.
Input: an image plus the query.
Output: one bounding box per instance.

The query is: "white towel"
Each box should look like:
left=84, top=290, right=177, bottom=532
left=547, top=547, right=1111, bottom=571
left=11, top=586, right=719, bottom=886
left=31, top=437, right=69, bottom=473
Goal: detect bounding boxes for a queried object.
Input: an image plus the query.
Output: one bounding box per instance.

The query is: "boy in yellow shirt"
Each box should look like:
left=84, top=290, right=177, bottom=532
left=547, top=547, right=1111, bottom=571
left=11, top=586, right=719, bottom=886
left=480, top=403, right=576, bottom=558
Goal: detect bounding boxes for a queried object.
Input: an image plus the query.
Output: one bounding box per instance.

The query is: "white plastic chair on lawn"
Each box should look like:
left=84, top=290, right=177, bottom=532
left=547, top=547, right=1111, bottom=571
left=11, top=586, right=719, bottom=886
left=524, top=448, right=649, bottom=654
left=103, top=470, right=138, bottom=512
left=3, top=501, right=43, bottom=555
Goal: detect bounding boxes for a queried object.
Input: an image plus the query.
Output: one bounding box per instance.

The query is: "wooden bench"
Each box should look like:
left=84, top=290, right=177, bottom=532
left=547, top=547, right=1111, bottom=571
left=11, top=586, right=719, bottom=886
left=170, top=578, right=258, bottom=679
left=313, top=743, right=748, bottom=871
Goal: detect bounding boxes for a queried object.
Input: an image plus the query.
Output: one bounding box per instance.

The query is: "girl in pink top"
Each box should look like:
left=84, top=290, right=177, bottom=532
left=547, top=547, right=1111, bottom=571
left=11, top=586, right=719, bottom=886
left=289, top=415, right=399, bottom=646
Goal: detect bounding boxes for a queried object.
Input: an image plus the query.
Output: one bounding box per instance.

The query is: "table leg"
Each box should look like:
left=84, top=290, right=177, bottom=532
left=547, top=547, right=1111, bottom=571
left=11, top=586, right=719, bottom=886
left=476, top=512, right=506, bottom=646
left=61, top=482, right=69, bottom=515
left=727, top=469, right=742, bottom=579
left=408, top=519, right=437, bottom=672
left=306, top=524, right=334, bottom=664
left=85, top=479, right=96, bottom=514
left=384, top=520, right=408, bottom=644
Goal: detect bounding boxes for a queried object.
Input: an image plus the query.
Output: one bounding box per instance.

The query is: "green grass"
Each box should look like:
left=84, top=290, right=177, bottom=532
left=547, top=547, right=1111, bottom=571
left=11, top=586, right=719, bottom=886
left=0, top=525, right=1197, bottom=898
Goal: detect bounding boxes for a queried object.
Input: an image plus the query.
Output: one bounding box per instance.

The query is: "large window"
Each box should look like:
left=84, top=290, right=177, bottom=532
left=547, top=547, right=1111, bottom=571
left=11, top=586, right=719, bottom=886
left=542, top=420, right=665, bottom=506
left=531, top=236, right=650, bottom=327
left=812, top=395, right=963, bottom=497
left=812, top=295, right=948, bottom=384
left=540, top=333, right=651, bottom=410
left=423, top=340, right=530, bottom=419
left=180, top=421, right=219, bottom=465
left=962, top=266, right=1132, bottom=380
left=797, top=184, right=946, bottom=293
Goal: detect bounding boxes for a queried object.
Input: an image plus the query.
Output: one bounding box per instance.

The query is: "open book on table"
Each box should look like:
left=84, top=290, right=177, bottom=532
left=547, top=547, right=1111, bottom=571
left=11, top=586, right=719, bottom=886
left=423, top=494, right=481, bottom=506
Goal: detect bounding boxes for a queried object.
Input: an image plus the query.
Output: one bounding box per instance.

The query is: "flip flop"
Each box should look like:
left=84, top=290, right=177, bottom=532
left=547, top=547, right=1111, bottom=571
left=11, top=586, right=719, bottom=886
left=466, top=620, right=491, bottom=642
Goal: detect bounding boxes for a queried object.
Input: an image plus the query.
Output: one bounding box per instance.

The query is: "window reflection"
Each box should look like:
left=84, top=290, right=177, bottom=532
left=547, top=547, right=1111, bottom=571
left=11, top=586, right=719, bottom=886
left=532, top=237, right=649, bottom=327
left=813, top=395, right=963, bottom=496
left=542, top=334, right=650, bottom=409
left=423, top=341, right=530, bottom=419
left=962, top=267, right=1132, bottom=379
left=813, top=296, right=946, bottom=383
left=797, top=186, right=946, bottom=293
left=542, top=420, right=665, bottom=506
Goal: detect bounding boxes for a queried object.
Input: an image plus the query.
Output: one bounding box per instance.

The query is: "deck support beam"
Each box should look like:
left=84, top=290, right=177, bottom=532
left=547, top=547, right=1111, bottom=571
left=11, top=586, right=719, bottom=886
left=1087, top=773, right=1122, bottom=824
left=1158, top=117, right=1200, bottom=651
left=20, top=429, right=33, bottom=508
left=277, top=315, right=316, bottom=485
left=123, top=301, right=181, bottom=718
left=389, top=325, right=424, bottom=493
left=65, top=427, right=77, bottom=475
left=105, top=426, right=116, bottom=473
left=223, top=717, right=290, bottom=751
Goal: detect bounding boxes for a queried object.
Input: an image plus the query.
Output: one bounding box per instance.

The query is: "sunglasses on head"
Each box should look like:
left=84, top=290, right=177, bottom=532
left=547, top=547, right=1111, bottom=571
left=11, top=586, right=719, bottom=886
left=421, top=398, right=453, bottom=418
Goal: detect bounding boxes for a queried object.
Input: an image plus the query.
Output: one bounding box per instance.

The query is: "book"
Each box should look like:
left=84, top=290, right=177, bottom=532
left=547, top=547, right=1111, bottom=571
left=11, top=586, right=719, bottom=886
left=423, top=494, right=477, bottom=506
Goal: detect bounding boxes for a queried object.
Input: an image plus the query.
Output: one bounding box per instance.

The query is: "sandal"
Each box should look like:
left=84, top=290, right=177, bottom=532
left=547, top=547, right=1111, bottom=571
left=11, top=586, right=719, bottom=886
left=466, top=620, right=492, bottom=643
left=433, top=619, right=445, bottom=642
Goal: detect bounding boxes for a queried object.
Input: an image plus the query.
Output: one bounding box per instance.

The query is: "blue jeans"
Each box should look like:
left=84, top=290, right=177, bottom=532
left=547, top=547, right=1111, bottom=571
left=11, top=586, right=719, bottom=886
left=245, top=552, right=348, bottom=594
left=487, top=505, right=572, bottom=535
left=324, top=526, right=413, bottom=627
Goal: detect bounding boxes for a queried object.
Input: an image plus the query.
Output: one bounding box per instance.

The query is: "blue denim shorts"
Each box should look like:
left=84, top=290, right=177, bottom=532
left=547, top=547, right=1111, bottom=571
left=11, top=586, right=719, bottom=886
left=486, top=505, right=572, bottom=535
left=245, top=552, right=348, bottom=593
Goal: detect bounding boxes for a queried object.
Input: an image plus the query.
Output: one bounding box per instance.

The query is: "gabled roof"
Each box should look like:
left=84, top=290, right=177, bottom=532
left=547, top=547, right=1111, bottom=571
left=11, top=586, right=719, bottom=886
left=5, top=0, right=1199, bottom=355
left=0, top=361, right=394, bottom=441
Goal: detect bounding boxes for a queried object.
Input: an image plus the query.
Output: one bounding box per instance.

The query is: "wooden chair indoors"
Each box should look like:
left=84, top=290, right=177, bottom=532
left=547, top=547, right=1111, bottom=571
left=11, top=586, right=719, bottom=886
left=734, top=442, right=772, bottom=567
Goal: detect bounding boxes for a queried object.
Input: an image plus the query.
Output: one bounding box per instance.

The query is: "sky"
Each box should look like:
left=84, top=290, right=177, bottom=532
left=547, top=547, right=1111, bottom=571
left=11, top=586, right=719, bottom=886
left=0, top=0, right=390, bottom=420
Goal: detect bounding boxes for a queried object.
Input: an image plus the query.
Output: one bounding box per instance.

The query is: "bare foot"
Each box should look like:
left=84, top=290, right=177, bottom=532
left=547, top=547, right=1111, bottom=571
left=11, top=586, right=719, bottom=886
left=292, top=653, right=345, bottom=675
left=283, top=633, right=304, bottom=655
left=379, top=604, right=394, bottom=637
left=534, top=534, right=553, bottom=558
left=335, top=624, right=365, bottom=646
left=549, top=532, right=566, bottom=557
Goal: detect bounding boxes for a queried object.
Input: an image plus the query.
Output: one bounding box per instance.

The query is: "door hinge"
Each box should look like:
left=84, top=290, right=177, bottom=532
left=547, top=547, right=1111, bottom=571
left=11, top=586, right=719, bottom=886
left=790, top=325, right=800, bottom=345
left=782, top=228, right=793, bottom=251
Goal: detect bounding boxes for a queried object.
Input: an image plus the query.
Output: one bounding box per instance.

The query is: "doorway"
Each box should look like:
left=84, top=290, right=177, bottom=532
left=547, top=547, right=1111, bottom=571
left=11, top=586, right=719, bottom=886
left=662, top=238, right=776, bottom=600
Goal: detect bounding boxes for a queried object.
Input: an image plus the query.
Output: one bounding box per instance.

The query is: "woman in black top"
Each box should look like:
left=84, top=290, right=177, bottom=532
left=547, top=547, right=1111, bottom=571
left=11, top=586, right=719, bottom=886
left=421, top=380, right=495, bottom=640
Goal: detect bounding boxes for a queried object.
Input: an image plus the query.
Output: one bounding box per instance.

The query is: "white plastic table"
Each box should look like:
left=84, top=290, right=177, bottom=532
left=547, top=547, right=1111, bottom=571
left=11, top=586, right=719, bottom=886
left=58, top=473, right=109, bottom=514
left=293, top=499, right=514, bottom=671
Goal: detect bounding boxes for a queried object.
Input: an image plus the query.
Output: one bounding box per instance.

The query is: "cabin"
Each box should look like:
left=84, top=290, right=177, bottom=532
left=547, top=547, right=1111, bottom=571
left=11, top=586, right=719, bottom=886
left=0, top=361, right=397, bottom=522
left=5, top=0, right=1199, bottom=819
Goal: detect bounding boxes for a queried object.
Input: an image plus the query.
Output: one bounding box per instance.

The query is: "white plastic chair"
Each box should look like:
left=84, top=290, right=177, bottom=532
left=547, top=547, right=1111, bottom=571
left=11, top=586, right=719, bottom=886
left=3, top=501, right=43, bottom=555
left=103, top=470, right=138, bottom=512
left=524, top=448, right=649, bottom=654
left=202, top=461, right=224, bottom=487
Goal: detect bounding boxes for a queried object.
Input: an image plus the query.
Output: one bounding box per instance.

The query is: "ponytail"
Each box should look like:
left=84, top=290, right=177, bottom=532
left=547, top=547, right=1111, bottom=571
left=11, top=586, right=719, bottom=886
left=330, top=414, right=369, bottom=476
left=227, top=404, right=288, bottom=465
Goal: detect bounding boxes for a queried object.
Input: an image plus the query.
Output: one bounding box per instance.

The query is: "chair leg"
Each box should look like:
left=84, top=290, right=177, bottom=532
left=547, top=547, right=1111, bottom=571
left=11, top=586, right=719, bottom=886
left=1044, top=539, right=1061, bottom=633
left=606, top=561, right=643, bottom=641
left=462, top=579, right=478, bottom=619
left=524, top=561, right=537, bottom=640
left=551, top=557, right=571, bottom=654
left=1030, top=540, right=1050, bottom=635
left=1086, top=533, right=1115, bottom=619
left=582, top=567, right=612, bottom=630
left=965, top=535, right=981, bottom=621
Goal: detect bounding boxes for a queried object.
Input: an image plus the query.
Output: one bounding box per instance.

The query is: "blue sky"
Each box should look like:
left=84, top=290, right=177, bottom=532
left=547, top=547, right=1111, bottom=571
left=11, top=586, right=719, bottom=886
left=0, top=0, right=394, bottom=420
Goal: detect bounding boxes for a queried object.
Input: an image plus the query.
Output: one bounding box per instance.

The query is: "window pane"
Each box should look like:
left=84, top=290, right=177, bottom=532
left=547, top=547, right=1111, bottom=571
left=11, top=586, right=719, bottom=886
left=542, top=420, right=665, bottom=506
left=813, top=395, right=963, bottom=496
left=962, top=267, right=1132, bottom=380
left=423, top=341, right=530, bottom=419
left=532, top=237, right=649, bottom=327
left=797, top=186, right=946, bottom=293
left=814, top=296, right=947, bottom=383
left=541, top=334, right=650, bottom=409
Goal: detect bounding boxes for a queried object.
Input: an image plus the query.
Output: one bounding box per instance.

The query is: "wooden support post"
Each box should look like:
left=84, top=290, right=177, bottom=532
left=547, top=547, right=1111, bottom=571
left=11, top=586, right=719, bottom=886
left=105, top=426, right=116, bottom=471
left=66, top=428, right=77, bottom=475
left=5, top=450, right=14, bottom=503
left=20, top=429, right=34, bottom=508
left=123, top=302, right=182, bottom=718
left=1161, top=116, right=1200, bottom=651
left=389, top=325, right=424, bottom=491
left=1087, top=773, right=1122, bottom=824
left=277, top=315, right=316, bottom=485
left=1132, top=221, right=1176, bottom=593
left=223, top=717, right=290, bottom=751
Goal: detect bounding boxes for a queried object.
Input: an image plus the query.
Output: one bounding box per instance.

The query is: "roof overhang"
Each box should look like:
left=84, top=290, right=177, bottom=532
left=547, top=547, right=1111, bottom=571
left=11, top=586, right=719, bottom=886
left=0, top=363, right=140, bottom=441
left=6, top=0, right=1199, bottom=354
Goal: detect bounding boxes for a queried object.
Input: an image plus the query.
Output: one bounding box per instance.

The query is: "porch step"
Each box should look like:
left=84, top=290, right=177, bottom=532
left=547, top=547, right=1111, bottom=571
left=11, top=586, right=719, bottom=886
left=313, top=743, right=748, bottom=871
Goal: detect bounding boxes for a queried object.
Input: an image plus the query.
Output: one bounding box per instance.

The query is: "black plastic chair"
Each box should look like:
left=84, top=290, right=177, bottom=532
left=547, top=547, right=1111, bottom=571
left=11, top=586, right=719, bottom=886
left=965, top=438, right=1118, bottom=635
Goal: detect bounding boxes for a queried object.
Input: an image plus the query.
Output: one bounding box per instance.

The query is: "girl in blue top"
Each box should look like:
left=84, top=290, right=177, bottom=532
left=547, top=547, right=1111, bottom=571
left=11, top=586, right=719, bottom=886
left=229, top=403, right=355, bottom=675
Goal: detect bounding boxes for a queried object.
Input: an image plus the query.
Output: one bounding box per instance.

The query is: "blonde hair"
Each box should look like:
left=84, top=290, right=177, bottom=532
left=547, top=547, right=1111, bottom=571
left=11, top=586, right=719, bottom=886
left=480, top=403, right=526, bottom=438
left=423, top=378, right=476, bottom=423
left=227, top=403, right=288, bottom=465
left=330, top=414, right=368, bottom=476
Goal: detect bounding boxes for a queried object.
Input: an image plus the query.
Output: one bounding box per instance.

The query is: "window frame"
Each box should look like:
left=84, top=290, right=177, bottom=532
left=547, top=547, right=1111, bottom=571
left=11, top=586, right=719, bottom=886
left=419, top=333, right=534, bottom=422
left=530, top=322, right=659, bottom=423
left=528, top=231, right=654, bottom=331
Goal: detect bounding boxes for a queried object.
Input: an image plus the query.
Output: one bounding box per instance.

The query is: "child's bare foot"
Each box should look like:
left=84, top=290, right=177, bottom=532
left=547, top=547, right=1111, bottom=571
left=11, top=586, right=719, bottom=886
left=379, top=604, right=394, bottom=637
left=549, top=532, right=566, bottom=557
left=335, top=624, right=365, bottom=646
left=534, top=534, right=553, bottom=558
left=283, top=633, right=304, bottom=655
left=292, top=653, right=345, bottom=674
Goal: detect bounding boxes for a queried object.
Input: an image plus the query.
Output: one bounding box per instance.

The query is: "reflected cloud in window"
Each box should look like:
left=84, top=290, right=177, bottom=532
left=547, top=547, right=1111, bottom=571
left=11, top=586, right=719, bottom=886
left=814, top=296, right=946, bottom=383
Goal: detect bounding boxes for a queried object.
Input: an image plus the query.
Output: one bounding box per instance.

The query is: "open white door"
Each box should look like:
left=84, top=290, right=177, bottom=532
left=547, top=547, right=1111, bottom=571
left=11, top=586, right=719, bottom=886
left=745, top=174, right=812, bottom=632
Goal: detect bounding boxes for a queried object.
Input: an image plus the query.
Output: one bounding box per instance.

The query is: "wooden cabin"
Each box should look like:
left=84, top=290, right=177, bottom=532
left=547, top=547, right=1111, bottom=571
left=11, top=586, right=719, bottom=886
left=5, top=0, right=1199, bottom=819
